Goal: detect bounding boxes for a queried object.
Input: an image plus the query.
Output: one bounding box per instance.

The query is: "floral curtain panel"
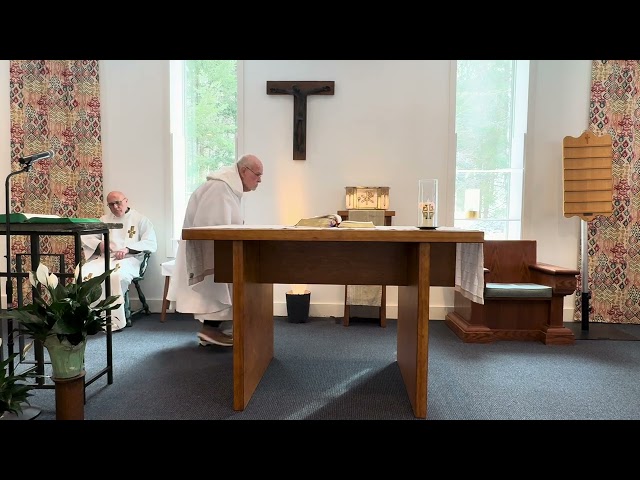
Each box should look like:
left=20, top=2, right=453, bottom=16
left=8, top=60, right=104, bottom=305
left=577, top=60, right=640, bottom=324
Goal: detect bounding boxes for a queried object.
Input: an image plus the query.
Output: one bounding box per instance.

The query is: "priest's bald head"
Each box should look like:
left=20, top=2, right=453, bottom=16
left=106, top=191, right=129, bottom=218
left=237, top=154, right=263, bottom=192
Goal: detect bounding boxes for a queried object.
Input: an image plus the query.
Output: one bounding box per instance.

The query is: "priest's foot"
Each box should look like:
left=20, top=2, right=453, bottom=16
left=197, top=326, right=233, bottom=347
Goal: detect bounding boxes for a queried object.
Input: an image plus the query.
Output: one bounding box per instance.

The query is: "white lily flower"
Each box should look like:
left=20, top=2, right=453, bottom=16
left=36, top=263, right=50, bottom=286
left=47, top=273, right=59, bottom=289
left=6, top=259, right=123, bottom=359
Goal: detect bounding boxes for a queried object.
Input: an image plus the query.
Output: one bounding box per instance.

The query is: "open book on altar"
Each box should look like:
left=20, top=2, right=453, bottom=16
left=0, top=213, right=101, bottom=224
left=293, top=214, right=375, bottom=228
left=294, top=214, right=342, bottom=227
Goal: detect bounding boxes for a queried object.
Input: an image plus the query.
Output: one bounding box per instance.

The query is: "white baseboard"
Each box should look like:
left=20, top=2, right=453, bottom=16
left=1, top=294, right=578, bottom=323
left=136, top=298, right=577, bottom=323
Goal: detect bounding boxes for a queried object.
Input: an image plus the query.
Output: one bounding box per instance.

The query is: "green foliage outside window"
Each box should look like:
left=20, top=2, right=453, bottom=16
left=455, top=60, right=526, bottom=239
left=184, top=60, right=237, bottom=197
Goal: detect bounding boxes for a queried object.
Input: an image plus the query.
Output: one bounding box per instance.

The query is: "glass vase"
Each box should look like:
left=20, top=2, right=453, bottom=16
left=418, top=179, right=438, bottom=228
left=44, top=336, right=87, bottom=379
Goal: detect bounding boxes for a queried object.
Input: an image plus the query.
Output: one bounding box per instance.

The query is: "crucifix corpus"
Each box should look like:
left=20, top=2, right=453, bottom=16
left=267, top=81, right=335, bottom=160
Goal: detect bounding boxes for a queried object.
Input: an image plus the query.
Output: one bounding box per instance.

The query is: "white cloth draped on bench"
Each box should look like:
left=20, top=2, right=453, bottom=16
left=455, top=242, right=484, bottom=304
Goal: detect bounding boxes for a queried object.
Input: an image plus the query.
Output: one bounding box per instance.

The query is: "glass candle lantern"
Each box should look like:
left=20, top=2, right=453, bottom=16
left=417, top=179, right=438, bottom=228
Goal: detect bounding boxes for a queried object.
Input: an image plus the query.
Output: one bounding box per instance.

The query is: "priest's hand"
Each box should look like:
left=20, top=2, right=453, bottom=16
left=113, top=248, right=129, bottom=260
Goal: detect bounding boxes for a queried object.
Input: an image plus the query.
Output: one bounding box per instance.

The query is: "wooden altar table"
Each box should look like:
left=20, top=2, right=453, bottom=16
left=182, top=225, right=484, bottom=418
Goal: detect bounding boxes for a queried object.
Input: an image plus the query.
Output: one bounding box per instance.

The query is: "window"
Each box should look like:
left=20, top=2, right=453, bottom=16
left=169, top=60, right=239, bottom=255
left=453, top=60, right=530, bottom=239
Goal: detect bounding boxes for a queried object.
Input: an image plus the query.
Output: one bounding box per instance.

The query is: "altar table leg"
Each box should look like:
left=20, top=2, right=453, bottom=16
left=397, top=243, right=430, bottom=419
left=233, top=240, right=274, bottom=411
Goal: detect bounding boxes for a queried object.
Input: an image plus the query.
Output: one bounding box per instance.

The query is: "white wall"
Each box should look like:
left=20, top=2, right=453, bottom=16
left=524, top=60, right=591, bottom=267
left=98, top=60, right=170, bottom=300
left=0, top=60, right=592, bottom=320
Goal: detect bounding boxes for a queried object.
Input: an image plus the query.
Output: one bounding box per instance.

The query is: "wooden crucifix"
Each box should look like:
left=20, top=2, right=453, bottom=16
left=267, top=81, right=335, bottom=160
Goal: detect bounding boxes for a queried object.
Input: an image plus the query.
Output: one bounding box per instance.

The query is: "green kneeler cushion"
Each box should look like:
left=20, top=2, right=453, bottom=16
left=484, top=283, right=552, bottom=299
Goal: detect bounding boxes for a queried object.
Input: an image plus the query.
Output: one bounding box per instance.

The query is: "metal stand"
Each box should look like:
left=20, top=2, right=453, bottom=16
left=0, top=162, right=122, bottom=389
left=0, top=404, right=41, bottom=420
left=2, top=162, right=44, bottom=419
left=3, top=163, right=33, bottom=372
left=581, top=219, right=590, bottom=331
left=571, top=219, right=638, bottom=340
left=0, top=222, right=119, bottom=390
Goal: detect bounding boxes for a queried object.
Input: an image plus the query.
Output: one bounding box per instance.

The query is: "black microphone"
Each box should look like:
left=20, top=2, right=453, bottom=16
left=19, top=149, right=54, bottom=166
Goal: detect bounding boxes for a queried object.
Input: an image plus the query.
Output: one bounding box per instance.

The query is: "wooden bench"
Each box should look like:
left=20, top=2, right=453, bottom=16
left=445, top=240, right=579, bottom=345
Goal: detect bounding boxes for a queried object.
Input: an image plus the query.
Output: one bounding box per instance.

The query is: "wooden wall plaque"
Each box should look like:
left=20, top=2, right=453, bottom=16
left=562, top=131, right=613, bottom=221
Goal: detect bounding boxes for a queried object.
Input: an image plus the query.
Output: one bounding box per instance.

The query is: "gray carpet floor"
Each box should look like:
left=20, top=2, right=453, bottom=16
left=14, top=313, right=640, bottom=420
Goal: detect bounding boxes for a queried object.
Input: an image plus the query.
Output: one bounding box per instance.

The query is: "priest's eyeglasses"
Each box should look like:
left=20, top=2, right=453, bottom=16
left=245, top=166, right=263, bottom=178
left=108, top=199, right=126, bottom=207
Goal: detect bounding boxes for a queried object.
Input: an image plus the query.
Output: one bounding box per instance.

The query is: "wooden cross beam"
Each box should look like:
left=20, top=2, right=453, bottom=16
left=266, top=81, right=335, bottom=160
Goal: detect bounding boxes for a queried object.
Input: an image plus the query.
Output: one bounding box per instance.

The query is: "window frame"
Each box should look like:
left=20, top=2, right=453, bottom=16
left=450, top=60, right=530, bottom=240
left=168, top=60, right=242, bottom=258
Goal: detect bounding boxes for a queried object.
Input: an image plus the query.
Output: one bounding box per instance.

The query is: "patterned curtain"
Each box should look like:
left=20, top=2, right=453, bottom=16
left=576, top=60, right=640, bottom=324
left=8, top=60, right=104, bottom=305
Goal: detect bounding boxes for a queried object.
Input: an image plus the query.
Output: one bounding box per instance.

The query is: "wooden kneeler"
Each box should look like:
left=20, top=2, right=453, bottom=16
left=445, top=240, right=579, bottom=345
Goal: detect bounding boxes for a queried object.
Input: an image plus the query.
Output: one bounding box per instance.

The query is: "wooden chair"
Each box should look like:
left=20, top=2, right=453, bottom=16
left=445, top=240, right=579, bottom=345
left=160, top=259, right=175, bottom=322
left=124, top=250, right=152, bottom=325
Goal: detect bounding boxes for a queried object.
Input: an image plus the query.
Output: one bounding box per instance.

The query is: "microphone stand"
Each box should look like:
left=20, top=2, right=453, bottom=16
left=0, top=159, right=43, bottom=419
left=4, top=160, right=34, bottom=375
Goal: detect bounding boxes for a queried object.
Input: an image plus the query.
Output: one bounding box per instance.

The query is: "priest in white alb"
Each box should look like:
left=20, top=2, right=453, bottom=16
left=167, top=154, right=264, bottom=347
left=81, top=191, right=157, bottom=331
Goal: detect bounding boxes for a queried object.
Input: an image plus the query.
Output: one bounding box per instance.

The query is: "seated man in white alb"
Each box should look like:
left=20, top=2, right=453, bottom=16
left=81, top=191, right=157, bottom=331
